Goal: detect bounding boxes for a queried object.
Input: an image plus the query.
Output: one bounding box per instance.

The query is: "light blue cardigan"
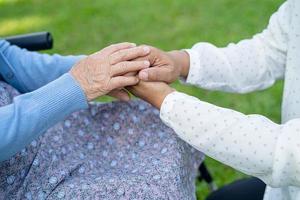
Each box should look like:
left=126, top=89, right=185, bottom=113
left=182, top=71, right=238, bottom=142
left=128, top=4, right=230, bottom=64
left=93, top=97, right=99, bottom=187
left=0, top=40, right=88, bottom=162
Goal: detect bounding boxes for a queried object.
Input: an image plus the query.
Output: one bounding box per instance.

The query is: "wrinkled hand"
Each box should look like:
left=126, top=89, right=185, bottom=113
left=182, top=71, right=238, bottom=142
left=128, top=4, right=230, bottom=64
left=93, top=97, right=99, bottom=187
left=134, top=46, right=190, bottom=83
left=127, top=81, right=175, bottom=109
left=70, top=43, right=150, bottom=101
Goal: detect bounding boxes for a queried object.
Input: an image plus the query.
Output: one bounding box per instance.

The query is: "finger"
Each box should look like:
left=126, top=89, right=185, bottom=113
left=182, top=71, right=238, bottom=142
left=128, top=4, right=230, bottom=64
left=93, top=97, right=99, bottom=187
left=138, top=67, right=173, bottom=83
left=108, top=89, right=131, bottom=101
left=124, top=71, right=137, bottom=77
left=101, top=42, right=136, bottom=55
left=131, top=55, right=149, bottom=62
left=131, top=45, right=157, bottom=64
left=111, top=60, right=150, bottom=76
left=110, top=76, right=139, bottom=90
left=109, top=46, right=151, bottom=65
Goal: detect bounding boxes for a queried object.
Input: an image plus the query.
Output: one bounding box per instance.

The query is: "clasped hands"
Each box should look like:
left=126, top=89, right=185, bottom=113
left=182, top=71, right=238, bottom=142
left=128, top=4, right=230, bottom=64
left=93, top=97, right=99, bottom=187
left=70, top=42, right=190, bottom=109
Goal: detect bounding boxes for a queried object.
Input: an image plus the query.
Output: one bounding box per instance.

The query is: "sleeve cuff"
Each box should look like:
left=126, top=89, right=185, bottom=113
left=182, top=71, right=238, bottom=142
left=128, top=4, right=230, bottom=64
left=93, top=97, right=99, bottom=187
left=182, top=49, right=202, bottom=85
left=159, top=91, right=192, bottom=127
left=30, top=73, right=88, bottom=125
left=159, top=91, right=177, bottom=127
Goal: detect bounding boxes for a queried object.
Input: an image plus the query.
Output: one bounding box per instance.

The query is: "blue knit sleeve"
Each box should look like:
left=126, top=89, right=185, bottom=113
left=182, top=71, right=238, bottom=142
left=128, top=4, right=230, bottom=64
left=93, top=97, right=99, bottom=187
left=0, top=39, right=84, bottom=93
left=0, top=73, right=88, bottom=161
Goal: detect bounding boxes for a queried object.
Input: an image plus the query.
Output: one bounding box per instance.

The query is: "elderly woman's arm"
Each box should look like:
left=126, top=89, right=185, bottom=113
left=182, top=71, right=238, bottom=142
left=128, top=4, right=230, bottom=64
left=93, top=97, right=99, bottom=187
left=0, top=43, right=150, bottom=161
left=0, top=39, right=84, bottom=93
left=0, top=74, right=88, bottom=161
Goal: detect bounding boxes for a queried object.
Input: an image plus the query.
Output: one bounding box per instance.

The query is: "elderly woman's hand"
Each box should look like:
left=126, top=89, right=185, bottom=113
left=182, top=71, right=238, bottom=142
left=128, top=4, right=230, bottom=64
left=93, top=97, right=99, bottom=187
left=70, top=43, right=150, bottom=101
left=127, top=81, right=175, bottom=109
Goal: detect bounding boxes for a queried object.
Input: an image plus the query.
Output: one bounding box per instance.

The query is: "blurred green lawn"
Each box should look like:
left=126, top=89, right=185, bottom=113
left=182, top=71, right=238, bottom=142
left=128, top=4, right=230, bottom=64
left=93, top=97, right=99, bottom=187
left=0, top=0, right=285, bottom=199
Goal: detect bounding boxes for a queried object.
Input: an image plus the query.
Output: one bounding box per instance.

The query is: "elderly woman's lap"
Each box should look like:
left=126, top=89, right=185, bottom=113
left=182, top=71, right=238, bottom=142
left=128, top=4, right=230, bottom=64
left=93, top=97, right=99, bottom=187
left=0, top=101, right=203, bottom=200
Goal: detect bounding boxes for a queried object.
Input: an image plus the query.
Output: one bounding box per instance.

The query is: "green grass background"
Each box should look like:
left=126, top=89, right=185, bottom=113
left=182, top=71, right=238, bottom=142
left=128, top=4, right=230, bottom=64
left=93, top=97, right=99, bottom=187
left=0, top=0, right=285, bottom=199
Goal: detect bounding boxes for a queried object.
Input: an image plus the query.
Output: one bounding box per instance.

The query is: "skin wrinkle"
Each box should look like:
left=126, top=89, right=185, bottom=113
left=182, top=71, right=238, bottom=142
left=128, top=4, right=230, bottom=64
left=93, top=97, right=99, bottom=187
left=70, top=43, right=150, bottom=101
left=86, top=61, right=94, bottom=86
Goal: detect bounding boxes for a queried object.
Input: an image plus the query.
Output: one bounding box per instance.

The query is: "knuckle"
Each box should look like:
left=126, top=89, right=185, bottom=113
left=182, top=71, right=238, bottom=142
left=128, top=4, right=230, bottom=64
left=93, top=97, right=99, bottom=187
left=101, top=84, right=109, bottom=92
left=141, top=44, right=153, bottom=50
left=121, top=62, right=128, bottom=69
left=131, top=63, right=138, bottom=70
left=109, top=44, right=117, bottom=49
left=104, top=80, right=112, bottom=91
left=108, top=43, right=123, bottom=51
left=116, top=51, right=125, bottom=60
left=140, top=44, right=148, bottom=49
left=108, top=55, right=115, bottom=65
left=104, top=44, right=116, bottom=53
left=138, top=61, right=146, bottom=68
left=117, top=63, right=127, bottom=74
left=136, top=47, right=145, bottom=55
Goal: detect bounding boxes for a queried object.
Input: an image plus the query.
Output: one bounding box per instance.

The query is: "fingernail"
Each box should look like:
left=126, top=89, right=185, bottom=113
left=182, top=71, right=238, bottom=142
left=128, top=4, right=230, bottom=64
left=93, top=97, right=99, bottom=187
left=143, top=46, right=150, bottom=53
left=130, top=43, right=137, bottom=47
left=144, top=61, right=150, bottom=66
left=139, top=71, right=148, bottom=80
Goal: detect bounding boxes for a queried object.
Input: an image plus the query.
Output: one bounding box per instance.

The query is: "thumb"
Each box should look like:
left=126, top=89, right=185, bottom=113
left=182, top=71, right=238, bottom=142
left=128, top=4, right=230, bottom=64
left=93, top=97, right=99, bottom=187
left=138, top=67, right=172, bottom=83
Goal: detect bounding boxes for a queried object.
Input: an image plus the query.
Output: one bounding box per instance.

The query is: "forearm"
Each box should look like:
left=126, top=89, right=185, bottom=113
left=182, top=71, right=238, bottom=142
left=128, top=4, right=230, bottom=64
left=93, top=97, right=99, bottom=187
left=167, top=38, right=285, bottom=94
left=177, top=2, right=289, bottom=93
left=184, top=38, right=285, bottom=93
left=0, top=39, right=84, bottom=93
left=0, top=73, right=88, bottom=161
left=160, top=92, right=300, bottom=187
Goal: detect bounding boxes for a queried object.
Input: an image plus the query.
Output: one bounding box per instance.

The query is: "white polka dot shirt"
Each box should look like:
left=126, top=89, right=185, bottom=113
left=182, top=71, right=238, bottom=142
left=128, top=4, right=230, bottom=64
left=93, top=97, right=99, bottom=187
left=160, top=1, right=300, bottom=199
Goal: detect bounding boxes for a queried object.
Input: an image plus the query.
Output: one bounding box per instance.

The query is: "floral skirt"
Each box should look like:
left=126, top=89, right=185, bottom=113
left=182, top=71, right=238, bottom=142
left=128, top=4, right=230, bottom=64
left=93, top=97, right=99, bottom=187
left=0, top=82, right=203, bottom=200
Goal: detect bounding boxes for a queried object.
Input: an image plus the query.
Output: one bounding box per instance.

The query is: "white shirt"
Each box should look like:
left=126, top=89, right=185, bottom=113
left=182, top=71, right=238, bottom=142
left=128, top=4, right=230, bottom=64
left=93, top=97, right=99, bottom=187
left=160, top=1, right=300, bottom=199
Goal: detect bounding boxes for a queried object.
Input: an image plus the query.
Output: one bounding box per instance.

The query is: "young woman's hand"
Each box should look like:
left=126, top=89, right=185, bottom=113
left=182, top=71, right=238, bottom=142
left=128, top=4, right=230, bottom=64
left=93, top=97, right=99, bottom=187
left=127, top=81, right=175, bottom=109
left=134, top=46, right=190, bottom=83
left=70, top=43, right=150, bottom=101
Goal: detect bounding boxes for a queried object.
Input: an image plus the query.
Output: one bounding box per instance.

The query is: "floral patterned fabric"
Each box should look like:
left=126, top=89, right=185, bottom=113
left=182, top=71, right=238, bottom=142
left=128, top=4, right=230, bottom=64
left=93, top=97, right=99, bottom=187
left=0, top=81, right=204, bottom=200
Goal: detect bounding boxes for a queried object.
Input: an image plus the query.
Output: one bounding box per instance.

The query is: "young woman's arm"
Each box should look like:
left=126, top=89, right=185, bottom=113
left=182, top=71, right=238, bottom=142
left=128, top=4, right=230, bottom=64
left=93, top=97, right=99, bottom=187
left=129, top=81, right=300, bottom=188
left=160, top=91, right=300, bottom=187
left=138, top=1, right=291, bottom=94
left=183, top=1, right=291, bottom=93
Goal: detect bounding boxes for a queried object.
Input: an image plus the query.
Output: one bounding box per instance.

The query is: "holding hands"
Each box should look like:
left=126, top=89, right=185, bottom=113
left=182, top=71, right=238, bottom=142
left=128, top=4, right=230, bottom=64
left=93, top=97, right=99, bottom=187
left=70, top=43, right=190, bottom=109
left=129, top=46, right=191, bottom=109
left=70, top=43, right=150, bottom=101
left=135, top=46, right=190, bottom=83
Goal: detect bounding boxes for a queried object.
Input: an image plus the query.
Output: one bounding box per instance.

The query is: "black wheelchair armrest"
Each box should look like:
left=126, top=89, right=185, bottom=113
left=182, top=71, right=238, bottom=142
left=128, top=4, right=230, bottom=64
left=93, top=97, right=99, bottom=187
left=0, top=32, right=54, bottom=81
left=3, top=32, right=53, bottom=51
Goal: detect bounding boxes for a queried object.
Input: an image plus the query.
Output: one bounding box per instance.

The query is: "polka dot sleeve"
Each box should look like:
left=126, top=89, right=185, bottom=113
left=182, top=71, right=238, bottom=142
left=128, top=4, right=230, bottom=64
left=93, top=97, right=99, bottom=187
left=160, top=91, right=300, bottom=188
left=184, top=1, right=291, bottom=94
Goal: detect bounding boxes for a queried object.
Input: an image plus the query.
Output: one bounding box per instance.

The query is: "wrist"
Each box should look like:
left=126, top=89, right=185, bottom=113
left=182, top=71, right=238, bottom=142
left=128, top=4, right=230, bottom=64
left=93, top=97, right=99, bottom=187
left=167, top=50, right=190, bottom=78
left=69, top=70, right=91, bottom=101
left=152, top=87, right=175, bottom=110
